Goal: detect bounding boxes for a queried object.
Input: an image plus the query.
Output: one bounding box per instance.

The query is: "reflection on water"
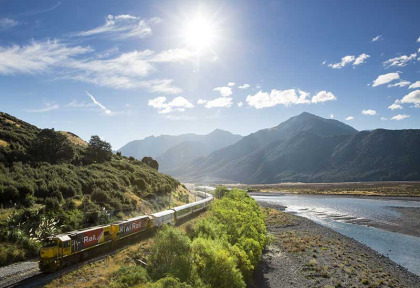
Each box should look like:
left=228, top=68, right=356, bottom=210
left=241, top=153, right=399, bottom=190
left=253, top=194, right=420, bottom=276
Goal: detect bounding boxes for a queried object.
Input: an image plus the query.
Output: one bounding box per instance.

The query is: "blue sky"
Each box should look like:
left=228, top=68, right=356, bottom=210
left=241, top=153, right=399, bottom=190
left=0, top=0, right=419, bottom=149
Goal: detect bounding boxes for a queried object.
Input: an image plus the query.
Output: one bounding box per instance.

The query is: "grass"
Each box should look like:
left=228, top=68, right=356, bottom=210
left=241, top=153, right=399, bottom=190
left=0, top=139, right=8, bottom=147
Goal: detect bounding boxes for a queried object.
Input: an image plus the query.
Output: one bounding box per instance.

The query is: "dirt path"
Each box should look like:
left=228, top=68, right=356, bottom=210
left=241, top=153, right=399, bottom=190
left=250, top=202, right=420, bottom=288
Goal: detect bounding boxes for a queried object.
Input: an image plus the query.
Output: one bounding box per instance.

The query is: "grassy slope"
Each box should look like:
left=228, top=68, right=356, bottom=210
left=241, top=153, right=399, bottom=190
left=0, top=112, right=189, bottom=266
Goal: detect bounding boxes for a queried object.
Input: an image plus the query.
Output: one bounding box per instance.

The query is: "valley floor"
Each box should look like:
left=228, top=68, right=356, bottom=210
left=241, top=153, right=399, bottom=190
left=250, top=202, right=420, bottom=288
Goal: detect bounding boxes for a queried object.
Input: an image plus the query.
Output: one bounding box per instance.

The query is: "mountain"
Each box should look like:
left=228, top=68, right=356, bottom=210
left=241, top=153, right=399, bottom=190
left=172, top=112, right=420, bottom=183
left=118, top=129, right=243, bottom=172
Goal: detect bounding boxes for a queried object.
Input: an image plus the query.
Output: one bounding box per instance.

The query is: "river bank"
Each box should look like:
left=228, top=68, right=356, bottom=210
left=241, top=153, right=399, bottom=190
left=251, top=202, right=420, bottom=288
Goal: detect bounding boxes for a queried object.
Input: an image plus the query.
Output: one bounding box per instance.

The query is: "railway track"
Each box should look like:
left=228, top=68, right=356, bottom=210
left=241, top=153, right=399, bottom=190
left=0, top=209, right=205, bottom=288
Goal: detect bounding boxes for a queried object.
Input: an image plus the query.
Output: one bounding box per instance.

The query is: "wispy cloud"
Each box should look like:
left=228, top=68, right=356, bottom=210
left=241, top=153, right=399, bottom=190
left=0, top=18, right=18, bottom=31
left=387, top=80, right=411, bottom=88
left=0, top=40, right=184, bottom=94
left=26, top=102, right=59, bottom=113
left=17, top=2, right=61, bottom=17
left=148, top=96, right=193, bottom=114
left=372, top=35, right=382, bottom=42
left=390, top=114, right=410, bottom=120
left=227, top=82, right=235, bottom=87
left=327, top=54, right=369, bottom=69
left=0, top=40, right=92, bottom=75
left=76, top=15, right=161, bottom=39
left=198, top=97, right=233, bottom=108
left=383, top=53, right=417, bottom=68
left=361, top=109, right=376, bottom=116
left=408, top=81, right=420, bottom=89
left=372, top=72, right=399, bottom=87
left=86, top=91, right=111, bottom=114
left=345, top=116, right=354, bottom=121
left=66, top=100, right=95, bottom=108
left=238, top=83, right=250, bottom=89
left=213, top=86, right=232, bottom=97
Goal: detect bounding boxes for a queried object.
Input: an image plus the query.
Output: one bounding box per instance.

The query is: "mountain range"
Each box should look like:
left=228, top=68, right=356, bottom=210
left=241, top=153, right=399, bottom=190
left=120, top=112, right=420, bottom=184
left=118, top=129, right=243, bottom=172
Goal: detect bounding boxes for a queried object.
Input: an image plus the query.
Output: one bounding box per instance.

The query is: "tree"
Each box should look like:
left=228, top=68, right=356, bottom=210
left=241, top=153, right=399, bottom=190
left=142, top=156, right=159, bottom=171
left=148, top=226, right=191, bottom=282
left=214, top=186, right=229, bottom=199
left=85, top=135, right=112, bottom=163
left=30, top=129, right=74, bottom=164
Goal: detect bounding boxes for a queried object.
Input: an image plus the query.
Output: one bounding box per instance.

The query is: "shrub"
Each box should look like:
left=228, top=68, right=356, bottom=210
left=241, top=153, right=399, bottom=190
left=148, top=226, right=191, bottom=282
left=112, top=265, right=149, bottom=288
left=147, top=276, right=193, bottom=288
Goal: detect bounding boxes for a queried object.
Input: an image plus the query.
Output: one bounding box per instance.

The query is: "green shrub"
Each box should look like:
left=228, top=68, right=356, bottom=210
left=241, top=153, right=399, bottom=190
left=147, top=276, right=193, bottom=288
left=148, top=226, right=192, bottom=282
left=112, top=265, right=149, bottom=288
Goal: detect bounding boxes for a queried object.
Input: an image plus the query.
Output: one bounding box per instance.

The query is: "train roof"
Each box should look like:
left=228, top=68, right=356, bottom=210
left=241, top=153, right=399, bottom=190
left=151, top=209, right=174, bottom=217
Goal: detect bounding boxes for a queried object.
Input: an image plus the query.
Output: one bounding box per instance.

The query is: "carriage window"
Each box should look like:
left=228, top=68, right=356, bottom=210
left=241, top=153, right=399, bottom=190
left=42, top=240, right=56, bottom=248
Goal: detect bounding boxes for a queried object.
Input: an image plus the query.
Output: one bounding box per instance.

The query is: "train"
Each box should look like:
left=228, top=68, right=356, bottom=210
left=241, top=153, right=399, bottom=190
left=39, top=191, right=213, bottom=272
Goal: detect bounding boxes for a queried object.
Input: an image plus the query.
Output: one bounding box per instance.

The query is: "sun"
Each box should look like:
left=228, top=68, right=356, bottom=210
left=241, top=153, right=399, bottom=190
left=182, top=12, right=218, bottom=53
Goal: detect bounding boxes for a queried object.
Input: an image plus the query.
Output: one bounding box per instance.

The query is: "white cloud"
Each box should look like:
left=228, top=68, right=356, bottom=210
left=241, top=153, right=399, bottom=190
left=246, top=89, right=310, bottom=109
left=238, top=83, right=250, bottom=89
left=198, top=97, right=233, bottom=108
left=327, top=54, right=369, bottom=68
left=328, top=55, right=355, bottom=69
left=26, top=102, right=59, bottom=113
left=246, top=89, right=335, bottom=109
left=0, top=40, right=184, bottom=93
left=361, top=109, right=376, bottom=116
left=66, top=100, right=95, bottom=108
left=383, top=53, right=417, bottom=68
left=400, top=90, right=420, bottom=105
left=237, top=102, right=243, bottom=107
left=227, top=82, right=235, bottom=87
left=0, top=40, right=92, bottom=75
left=322, top=60, right=326, bottom=65
left=149, top=49, right=193, bottom=63
left=417, top=36, right=420, bottom=43
left=148, top=96, right=193, bottom=114
left=372, top=72, right=400, bottom=87
left=391, top=114, right=410, bottom=120
left=329, top=114, right=334, bottom=119
left=388, top=102, right=403, bottom=110
left=345, top=116, right=354, bottom=121
left=381, top=117, right=388, bottom=121
left=353, top=54, right=370, bottom=66
left=76, top=15, right=160, bottom=39
left=86, top=91, right=111, bottom=114
left=387, top=80, right=411, bottom=88
left=372, top=35, right=382, bottom=42
left=311, top=91, right=337, bottom=103
left=408, top=81, right=420, bottom=89
left=213, top=86, right=232, bottom=97
left=0, top=18, right=18, bottom=30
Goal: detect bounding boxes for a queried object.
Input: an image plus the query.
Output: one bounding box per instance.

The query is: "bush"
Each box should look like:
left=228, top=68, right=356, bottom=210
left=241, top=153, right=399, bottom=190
left=112, top=265, right=149, bottom=288
left=214, top=186, right=229, bottom=199
left=84, top=136, right=112, bottom=164
left=148, top=226, right=191, bottom=282
left=147, top=276, right=193, bottom=288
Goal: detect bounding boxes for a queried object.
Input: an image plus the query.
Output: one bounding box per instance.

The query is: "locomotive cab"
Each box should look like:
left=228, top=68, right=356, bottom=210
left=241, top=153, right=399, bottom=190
left=39, top=234, right=71, bottom=272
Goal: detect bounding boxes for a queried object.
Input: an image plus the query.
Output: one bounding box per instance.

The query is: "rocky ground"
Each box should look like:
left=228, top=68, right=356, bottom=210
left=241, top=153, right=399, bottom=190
left=250, top=202, right=420, bottom=288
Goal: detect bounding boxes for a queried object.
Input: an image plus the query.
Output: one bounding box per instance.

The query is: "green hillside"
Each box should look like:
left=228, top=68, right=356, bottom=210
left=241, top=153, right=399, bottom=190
left=0, top=112, right=186, bottom=266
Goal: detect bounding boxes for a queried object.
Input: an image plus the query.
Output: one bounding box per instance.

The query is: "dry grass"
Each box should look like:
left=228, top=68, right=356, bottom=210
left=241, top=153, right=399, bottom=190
left=59, top=131, right=88, bottom=147
left=4, top=118, right=21, bottom=128
left=0, top=139, right=8, bottom=147
left=234, top=182, right=420, bottom=197
left=265, top=208, right=296, bottom=227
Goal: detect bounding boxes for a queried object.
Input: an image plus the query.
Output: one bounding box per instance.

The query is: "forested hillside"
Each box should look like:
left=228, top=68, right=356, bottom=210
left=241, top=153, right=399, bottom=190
left=0, top=112, right=186, bottom=266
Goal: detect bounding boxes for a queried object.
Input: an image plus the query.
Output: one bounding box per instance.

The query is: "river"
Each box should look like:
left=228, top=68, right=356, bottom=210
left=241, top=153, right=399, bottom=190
left=252, top=193, right=420, bottom=276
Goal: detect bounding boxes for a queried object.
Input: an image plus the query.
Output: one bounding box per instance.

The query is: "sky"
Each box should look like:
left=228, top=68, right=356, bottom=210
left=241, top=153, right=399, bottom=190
left=0, top=0, right=419, bottom=149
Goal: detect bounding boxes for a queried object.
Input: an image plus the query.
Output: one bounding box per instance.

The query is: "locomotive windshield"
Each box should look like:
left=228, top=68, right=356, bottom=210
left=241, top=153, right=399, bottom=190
left=42, top=240, right=56, bottom=247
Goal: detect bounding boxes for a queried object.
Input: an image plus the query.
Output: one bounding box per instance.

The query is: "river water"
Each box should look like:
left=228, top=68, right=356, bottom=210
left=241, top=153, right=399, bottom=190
left=252, top=194, right=420, bottom=276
